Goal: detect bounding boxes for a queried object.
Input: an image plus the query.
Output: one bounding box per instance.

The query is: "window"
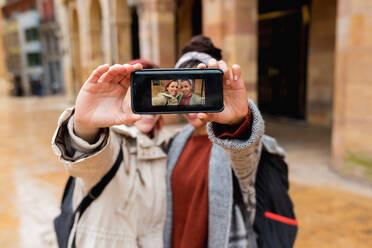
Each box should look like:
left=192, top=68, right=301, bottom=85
left=25, top=28, right=39, bottom=42
left=27, top=53, right=42, bottom=66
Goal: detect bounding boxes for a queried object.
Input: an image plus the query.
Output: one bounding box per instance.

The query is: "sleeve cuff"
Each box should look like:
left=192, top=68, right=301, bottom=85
left=67, top=116, right=107, bottom=153
left=215, top=108, right=251, bottom=139
left=207, top=99, right=265, bottom=151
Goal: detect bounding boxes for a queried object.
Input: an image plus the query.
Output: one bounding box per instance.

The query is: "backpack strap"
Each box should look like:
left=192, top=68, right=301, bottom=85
left=232, top=172, right=258, bottom=248
left=70, top=147, right=123, bottom=248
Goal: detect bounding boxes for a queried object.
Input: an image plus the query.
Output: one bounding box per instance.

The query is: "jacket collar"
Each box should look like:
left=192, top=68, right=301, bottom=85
left=112, top=124, right=169, bottom=160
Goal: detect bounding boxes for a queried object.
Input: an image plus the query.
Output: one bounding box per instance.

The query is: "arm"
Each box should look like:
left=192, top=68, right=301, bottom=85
left=52, top=107, right=122, bottom=191
left=207, top=99, right=264, bottom=204
left=52, top=63, right=142, bottom=191
left=195, top=60, right=263, bottom=214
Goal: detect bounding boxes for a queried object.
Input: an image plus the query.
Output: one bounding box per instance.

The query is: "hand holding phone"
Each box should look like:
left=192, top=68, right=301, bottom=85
left=196, top=59, right=249, bottom=126
left=73, top=63, right=143, bottom=142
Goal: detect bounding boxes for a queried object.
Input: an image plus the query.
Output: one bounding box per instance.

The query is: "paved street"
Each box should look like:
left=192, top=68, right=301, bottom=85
left=0, top=96, right=371, bottom=248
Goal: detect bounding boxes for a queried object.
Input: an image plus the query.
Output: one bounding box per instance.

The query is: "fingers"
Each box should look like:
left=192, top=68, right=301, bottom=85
left=132, top=63, right=143, bottom=71
left=197, top=63, right=207, bottom=69
left=208, top=58, right=218, bottom=68
left=117, top=63, right=138, bottom=89
left=217, top=60, right=231, bottom=86
left=208, top=59, right=234, bottom=86
left=209, top=59, right=243, bottom=89
left=115, top=90, right=142, bottom=125
left=98, top=64, right=127, bottom=84
left=231, top=64, right=244, bottom=89
left=97, top=63, right=143, bottom=88
left=110, top=64, right=126, bottom=84
left=87, top=64, right=110, bottom=83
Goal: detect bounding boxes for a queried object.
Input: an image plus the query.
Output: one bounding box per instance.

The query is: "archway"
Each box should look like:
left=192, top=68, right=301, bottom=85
left=89, top=0, right=104, bottom=67
left=258, top=0, right=310, bottom=119
left=71, top=9, right=82, bottom=93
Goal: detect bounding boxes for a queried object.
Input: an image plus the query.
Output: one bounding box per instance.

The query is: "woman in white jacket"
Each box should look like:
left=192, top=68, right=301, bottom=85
left=52, top=60, right=170, bottom=248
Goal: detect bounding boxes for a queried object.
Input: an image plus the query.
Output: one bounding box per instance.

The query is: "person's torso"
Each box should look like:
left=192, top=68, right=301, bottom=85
left=72, top=129, right=168, bottom=248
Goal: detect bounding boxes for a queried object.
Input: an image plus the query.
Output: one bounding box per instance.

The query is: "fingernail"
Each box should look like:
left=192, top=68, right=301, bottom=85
left=98, top=79, right=102, bottom=83
left=209, top=58, right=217, bottom=64
left=226, top=79, right=231, bottom=85
left=234, top=74, right=238, bottom=81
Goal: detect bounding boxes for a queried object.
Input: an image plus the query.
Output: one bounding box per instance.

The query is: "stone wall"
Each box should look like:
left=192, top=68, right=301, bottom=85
left=203, top=0, right=258, bottom=101
left=58, top=0, right=176, bottom=100
left=332, top=0, right=372, bottom=159
left=0, top=4, right=11, bottom=96
left=0, top=5, right=7, bottom=80
left=307, top=0, right=337, bottom=127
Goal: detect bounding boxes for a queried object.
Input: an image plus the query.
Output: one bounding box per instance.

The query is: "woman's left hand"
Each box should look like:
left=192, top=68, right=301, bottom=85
left=197, top=59, right=249, bottom=125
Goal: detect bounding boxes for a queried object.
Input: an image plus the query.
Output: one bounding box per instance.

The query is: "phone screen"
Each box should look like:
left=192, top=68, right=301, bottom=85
left=131, top=68, right=223, bottom=114
left=151, top=79, right=206, bottom=106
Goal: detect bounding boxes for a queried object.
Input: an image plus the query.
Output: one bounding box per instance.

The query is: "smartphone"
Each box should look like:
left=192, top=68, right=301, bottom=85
left=130, top=68, right=224, bottom=114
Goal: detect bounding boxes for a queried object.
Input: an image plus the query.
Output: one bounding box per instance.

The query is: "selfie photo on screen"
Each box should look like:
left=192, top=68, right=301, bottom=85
left=151, top=79, right=205, bottom=106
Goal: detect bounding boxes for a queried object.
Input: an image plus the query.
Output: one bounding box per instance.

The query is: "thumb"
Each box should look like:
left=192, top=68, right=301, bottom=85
left=197, top=113, right=219, bottom=123
left=114, top=112, right=142, bottom=126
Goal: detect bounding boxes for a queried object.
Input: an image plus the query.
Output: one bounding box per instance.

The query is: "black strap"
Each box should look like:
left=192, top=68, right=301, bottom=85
left=232, top=172, right=258, bottom=248
left=71, top=147, right=123, bottom=248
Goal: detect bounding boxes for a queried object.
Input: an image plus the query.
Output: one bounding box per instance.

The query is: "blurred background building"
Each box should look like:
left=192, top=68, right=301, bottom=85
left=1, top=0, right=63, bottom=96
left=0, top=0, right=11, bottom=96
left=37, top=0, right=64, bottom=95
left=0, top=0, right=371, bottom=172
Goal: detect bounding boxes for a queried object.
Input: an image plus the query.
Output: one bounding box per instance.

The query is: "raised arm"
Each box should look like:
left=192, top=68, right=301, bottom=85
left=196, top=59, right=264, bottom=210
left=52, top=63, right=142, bottom=190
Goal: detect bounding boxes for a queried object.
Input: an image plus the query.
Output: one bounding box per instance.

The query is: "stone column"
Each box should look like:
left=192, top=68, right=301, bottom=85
left=223, top=0, right=257, bottom=101
left=203, top=0, right=258, bottom=101
left=111, top=0, right=131, bottom=64
left=137, top=0, right=176, bottom=67
left=307, top=0, right=337, bottom=127
left=332, top=0, right=372, bottom=160
left=0, top=7, right=10, bottom=96
left=0, top=11, right=6, bottom=77
left=202, top=0, right=224, bottom=48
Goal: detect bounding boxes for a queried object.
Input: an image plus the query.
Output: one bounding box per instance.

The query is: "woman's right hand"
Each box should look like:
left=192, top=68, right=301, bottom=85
left=73, top=63, right=143, bottom=142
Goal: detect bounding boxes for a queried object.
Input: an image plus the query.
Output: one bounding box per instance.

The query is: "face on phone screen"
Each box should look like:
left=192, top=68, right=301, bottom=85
left=131, top=68, right=223, bottom=114
left=151, top=79, right=206, bottom=106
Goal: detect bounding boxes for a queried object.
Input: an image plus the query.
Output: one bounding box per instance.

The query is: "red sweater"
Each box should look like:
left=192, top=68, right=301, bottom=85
left=171, top=113, right=251, bottom=248
left=171, top=135, right=211, bottom=248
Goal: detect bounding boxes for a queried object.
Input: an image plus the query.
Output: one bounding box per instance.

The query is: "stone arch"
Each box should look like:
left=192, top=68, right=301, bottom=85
left=70, top=8, right=82, bottom=93
left=89, top=0, right=104, bottom=67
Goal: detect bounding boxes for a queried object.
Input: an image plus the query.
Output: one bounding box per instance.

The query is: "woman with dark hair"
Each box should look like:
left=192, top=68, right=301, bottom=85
left=152, top=79, right=179, bottom=106
left=177, top=79, right=203, bottom=105
left=164, top=35, right=296, bottom=248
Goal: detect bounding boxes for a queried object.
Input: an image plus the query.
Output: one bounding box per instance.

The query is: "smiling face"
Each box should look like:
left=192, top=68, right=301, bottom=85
left=167, top=81, right=178, bottom=96
left=180, top=80, right=192, bottom=97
